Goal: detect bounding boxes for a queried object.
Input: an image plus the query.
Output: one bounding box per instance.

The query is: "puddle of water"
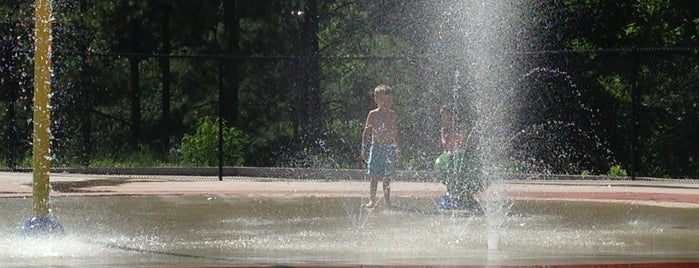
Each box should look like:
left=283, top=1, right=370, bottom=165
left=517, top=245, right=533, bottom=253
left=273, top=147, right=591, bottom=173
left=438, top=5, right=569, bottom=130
left=1, top=195, right=698, bottom=266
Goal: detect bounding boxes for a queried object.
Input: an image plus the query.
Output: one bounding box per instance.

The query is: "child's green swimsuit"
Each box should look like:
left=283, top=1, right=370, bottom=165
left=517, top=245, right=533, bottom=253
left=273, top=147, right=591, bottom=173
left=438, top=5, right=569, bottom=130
left=434, top=150, right=483, bottom=208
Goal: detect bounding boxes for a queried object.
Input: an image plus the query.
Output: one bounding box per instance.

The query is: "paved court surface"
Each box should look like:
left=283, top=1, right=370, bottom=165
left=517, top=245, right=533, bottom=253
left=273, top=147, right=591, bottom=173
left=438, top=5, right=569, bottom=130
left=2, top=171, right=698, bottom=207
left=2, top=171, right=699, bottom=268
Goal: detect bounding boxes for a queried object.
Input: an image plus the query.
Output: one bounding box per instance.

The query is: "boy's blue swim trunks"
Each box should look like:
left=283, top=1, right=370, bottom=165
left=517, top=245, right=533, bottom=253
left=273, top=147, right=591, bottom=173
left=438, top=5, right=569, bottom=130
left=367, top=143, right=396, bottom=176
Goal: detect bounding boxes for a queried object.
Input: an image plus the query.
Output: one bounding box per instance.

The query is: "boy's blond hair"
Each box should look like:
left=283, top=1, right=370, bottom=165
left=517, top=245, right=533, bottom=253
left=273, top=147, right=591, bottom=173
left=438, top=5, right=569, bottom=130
left=374, top=84, right=392, bottom=95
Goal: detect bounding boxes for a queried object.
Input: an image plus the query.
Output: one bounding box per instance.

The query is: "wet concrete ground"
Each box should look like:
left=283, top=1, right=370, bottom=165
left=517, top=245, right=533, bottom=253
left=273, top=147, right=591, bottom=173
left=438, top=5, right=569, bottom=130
left=2, top=171, right=699, bottom=267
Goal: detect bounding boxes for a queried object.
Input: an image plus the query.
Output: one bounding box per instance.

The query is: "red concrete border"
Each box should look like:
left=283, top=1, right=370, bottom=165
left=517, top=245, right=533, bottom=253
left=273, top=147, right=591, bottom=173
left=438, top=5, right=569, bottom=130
left=236, top=262, right=699, bottom=268
left=510, top=191, right=699, bottom=204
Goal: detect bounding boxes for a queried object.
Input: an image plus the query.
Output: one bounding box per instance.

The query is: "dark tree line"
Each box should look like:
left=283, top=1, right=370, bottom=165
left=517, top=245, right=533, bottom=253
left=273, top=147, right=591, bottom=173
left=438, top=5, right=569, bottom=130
left=1, top=0, right=697, bottom=178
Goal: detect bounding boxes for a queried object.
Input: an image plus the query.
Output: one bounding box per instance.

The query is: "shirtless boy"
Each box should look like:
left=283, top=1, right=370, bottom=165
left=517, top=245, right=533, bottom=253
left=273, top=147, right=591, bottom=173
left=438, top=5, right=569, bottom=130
left=361, top=84, right=400, bottom=208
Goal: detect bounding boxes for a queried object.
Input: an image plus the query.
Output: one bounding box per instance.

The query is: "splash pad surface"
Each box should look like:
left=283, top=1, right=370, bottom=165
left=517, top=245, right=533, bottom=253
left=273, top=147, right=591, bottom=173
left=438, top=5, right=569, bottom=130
left=1, top=171, right=698, bottom=267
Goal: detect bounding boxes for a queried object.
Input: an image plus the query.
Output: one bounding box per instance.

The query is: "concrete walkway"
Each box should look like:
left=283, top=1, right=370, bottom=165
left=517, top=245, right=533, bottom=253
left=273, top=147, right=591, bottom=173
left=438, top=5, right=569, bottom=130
left=2, top=171, right=699, bottom=207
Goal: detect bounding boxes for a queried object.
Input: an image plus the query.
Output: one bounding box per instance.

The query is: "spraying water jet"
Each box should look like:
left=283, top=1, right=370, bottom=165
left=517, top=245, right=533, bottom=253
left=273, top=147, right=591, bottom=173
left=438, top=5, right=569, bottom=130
left=21, top=0, right=63, bottom=237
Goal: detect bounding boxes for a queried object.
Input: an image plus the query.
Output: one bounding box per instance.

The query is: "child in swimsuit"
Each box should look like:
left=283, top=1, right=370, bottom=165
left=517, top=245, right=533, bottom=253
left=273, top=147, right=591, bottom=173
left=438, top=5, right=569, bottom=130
left=435, top=104, right=482, bottom=211
left=361, top=85, right=400, bottom=208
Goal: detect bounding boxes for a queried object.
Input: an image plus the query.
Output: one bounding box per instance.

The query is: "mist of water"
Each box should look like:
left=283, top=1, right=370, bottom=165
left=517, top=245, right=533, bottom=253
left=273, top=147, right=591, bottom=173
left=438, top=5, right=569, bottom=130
left=451, top=1, right=522, bottom=251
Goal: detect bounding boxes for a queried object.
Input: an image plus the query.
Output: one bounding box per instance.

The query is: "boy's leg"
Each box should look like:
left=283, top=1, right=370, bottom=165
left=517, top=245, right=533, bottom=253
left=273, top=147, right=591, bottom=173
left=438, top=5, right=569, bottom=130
left=367, top=175, right=378, bottom=207
left=382, top=177, right=391, bottom=207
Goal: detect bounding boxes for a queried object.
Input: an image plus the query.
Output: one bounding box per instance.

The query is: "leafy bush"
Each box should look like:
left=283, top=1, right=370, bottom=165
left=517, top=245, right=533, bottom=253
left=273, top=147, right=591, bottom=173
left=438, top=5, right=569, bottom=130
left=180, top=117, right=245, bottom=166
left=607, top=164, right=628, bottom=177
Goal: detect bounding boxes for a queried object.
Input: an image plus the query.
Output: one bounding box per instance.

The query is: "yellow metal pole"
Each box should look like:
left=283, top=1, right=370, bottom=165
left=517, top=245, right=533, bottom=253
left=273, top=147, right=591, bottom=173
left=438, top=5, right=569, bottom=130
left=32, top=0, right=52, bottom=218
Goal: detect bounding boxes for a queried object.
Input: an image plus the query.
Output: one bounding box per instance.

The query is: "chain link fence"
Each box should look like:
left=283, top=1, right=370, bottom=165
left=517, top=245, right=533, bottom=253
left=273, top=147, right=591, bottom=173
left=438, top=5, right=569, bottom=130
left=1, top=46, right=697, bottom=179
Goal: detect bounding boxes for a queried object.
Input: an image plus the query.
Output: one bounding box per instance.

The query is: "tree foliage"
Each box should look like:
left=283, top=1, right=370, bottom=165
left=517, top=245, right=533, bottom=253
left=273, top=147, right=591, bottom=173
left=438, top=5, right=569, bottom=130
left=0, top=0, right=696, bottom=178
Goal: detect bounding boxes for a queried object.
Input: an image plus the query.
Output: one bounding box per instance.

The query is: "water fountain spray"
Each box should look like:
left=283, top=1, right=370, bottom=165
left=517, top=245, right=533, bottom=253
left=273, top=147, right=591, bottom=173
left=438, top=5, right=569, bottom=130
left=21, top=0, right=64, bottom=236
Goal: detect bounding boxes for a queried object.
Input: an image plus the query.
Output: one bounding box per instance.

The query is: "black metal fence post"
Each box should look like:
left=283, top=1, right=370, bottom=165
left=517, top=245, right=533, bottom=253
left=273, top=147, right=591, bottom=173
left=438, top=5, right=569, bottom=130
left=630, top=55, right=641, bottom=180
left=218, top=60, right=224, bottom=181
left=2, top=39, right=17, bottom=170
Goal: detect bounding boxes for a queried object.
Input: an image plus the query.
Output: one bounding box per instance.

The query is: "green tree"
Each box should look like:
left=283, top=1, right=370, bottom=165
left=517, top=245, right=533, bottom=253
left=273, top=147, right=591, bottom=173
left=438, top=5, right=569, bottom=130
left=558, top=0, right=698, bottom=177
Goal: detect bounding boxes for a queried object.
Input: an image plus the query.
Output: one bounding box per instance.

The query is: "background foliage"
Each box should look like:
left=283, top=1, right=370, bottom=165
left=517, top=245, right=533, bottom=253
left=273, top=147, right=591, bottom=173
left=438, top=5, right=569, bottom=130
left=1, top=0, right=697, bottom=178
